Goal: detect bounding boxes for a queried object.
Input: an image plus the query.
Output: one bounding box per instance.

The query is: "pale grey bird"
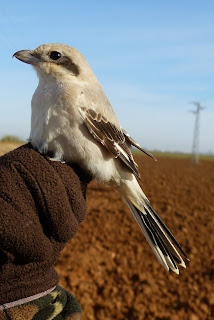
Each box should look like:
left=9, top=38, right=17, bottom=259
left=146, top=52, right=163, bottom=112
left=14, top=43, right=188, bottom=273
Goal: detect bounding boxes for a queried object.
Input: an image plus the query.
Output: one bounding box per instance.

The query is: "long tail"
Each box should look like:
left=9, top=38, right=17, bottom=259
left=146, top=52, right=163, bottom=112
left=123, top=197, right=189, bottom=274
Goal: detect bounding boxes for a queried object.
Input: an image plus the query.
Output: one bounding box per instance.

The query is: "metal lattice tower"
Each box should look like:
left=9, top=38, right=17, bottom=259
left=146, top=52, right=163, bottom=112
left=191, top=102, right=205, bottom=164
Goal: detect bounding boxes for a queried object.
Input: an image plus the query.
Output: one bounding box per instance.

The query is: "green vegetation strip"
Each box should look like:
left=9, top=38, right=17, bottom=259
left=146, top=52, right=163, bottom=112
left=133, top=150, right=214, bottom=161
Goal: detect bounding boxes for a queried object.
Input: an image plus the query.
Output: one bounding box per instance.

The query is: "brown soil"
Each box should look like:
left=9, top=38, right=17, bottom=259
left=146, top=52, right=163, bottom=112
left=55, top=155, right=214, bottom=320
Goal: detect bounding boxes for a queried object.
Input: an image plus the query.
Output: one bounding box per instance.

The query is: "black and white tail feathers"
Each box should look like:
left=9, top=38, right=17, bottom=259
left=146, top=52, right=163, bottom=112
left=124, top=198, right=189, bottom=274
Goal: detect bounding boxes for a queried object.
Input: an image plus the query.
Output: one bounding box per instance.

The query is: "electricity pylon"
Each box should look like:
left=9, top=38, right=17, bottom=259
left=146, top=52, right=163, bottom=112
left=190, top=102, right=205, bottom=164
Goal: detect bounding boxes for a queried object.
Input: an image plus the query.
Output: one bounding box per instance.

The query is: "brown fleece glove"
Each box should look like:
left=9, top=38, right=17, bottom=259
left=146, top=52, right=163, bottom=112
left=0, top=143, right=92, bottom=305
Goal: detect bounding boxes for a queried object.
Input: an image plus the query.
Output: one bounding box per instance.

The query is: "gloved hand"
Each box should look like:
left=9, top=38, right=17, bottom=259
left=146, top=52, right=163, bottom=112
left=0, top=143, right=92, bottom=319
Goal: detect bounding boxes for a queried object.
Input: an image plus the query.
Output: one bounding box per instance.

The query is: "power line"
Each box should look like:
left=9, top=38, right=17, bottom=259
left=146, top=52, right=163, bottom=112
left=190, top=101, right=206, bottom=164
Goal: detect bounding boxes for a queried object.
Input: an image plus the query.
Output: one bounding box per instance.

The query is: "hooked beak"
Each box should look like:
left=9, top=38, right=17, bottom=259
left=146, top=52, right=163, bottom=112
left=13, top=50, right=40, bottom=65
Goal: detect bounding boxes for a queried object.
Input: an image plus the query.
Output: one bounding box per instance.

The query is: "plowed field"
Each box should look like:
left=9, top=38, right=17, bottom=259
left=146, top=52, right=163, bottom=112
left=55, top=154, right=214, bottom=320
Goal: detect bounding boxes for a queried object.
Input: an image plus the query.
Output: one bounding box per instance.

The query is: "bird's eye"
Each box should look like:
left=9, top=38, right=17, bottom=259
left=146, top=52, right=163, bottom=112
left=50, top=51, right=61, bottom=60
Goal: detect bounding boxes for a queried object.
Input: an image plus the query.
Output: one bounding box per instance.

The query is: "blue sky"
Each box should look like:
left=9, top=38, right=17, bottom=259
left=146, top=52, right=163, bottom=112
left=0, top=0, right=213, bottom=153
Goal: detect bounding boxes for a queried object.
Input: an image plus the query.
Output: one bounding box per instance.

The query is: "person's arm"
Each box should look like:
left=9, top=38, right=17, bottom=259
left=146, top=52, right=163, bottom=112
left=0, top=143, right=92, bottom=305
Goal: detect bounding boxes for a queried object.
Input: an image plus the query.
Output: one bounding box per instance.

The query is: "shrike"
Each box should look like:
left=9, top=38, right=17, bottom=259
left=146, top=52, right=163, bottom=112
left=14, top=43, right=188, bottom=274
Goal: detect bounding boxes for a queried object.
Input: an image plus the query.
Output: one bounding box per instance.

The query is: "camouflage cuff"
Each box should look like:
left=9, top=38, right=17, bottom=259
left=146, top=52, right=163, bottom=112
left=0, top=286, right=81, bottom=320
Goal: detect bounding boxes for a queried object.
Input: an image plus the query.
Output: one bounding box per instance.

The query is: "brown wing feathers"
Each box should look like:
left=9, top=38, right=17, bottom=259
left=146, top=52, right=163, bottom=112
left=122, top=129, right=156, bottom=161
left=80, top=107, right=153, bottom=179
left=81, top=108, right=140, bottom=179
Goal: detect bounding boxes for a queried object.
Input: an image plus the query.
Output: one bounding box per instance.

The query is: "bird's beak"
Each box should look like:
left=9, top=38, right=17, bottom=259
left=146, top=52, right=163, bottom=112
left=13, top=50, right=40, bottom=65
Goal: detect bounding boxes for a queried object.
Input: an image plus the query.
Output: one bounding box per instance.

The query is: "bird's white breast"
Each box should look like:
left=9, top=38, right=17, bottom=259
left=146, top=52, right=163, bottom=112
left=30, top=78, right=124, bottom=185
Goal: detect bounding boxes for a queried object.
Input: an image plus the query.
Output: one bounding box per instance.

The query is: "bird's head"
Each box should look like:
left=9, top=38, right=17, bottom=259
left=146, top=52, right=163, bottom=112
left=13, top=43, right=95, bottom=82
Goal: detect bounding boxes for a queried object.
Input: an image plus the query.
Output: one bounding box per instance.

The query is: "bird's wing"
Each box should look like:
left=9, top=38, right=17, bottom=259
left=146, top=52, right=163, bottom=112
left=79, top=107, right=141, bottom=180
left=122, top=129, right=156, bottom=161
